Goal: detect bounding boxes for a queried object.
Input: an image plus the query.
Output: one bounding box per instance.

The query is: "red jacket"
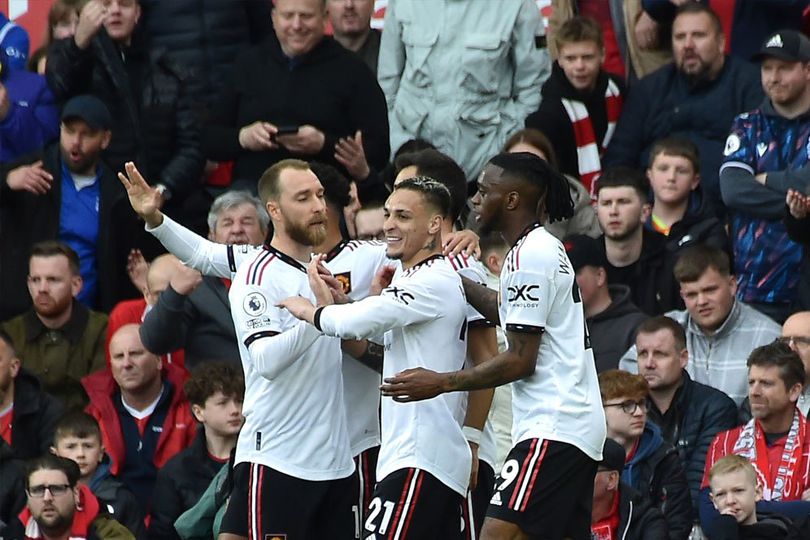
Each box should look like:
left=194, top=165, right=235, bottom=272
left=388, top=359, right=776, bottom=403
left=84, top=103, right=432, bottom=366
left=82, top=363, right=195, bottom=476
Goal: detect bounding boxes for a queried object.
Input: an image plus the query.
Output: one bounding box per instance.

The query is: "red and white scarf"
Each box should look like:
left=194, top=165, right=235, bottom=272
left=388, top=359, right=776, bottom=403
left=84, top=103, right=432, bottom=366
left=732, top=410, right=807, bottom=501
left=561, top=78, right=623, bottom=197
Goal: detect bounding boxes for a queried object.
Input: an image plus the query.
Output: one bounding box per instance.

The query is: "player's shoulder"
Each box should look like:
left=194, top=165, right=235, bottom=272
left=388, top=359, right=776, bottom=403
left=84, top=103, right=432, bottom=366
left=506, top=225, right=562, bottom=271
left=449, top=253, right=488, bottom=283
left=232, top=245, right=305, bottom=289
left=400, top=255, right=459, bottom=286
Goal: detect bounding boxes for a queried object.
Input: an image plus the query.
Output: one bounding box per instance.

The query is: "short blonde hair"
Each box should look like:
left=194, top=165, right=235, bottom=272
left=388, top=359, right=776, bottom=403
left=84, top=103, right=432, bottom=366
left=709, top=455, right=757, bottom=488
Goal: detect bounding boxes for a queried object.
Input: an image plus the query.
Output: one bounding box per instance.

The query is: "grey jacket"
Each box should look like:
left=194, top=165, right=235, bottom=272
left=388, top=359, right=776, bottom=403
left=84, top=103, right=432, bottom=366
left=378, top=0, right=548, bottom=180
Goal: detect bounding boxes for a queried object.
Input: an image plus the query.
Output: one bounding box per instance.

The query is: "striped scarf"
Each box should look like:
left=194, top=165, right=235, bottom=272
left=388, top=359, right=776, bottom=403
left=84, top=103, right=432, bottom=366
left=561, top=78, right=623, bottom=197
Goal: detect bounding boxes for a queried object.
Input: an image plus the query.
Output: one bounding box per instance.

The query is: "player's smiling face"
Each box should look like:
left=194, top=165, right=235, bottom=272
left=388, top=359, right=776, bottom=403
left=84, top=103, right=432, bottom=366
left=471, top=164, right=507, bottom=235
left=383, top=188, right=437, bottom=267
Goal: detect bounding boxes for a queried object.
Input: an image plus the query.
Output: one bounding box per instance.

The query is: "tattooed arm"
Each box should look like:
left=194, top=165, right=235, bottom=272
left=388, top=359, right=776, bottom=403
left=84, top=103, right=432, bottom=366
left=460, top=275, right=500, bottom=325
left=380, top=330, right=540, bottom=401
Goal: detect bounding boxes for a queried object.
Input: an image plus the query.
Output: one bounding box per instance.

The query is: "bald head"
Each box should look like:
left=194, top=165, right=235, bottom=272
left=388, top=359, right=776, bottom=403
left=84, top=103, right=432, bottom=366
left=783, top=312, right=810, bottom=380
left=145, top=254, right=182, bottom=305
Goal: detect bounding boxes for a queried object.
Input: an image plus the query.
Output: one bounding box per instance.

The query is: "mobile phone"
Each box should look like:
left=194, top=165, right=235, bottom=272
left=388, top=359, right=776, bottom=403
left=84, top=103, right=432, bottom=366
left=275, top=125, right=300, bottom=136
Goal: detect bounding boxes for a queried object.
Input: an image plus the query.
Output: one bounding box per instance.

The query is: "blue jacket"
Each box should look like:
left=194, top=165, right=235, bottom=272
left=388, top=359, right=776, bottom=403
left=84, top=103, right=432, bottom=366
left=0, top=13, right=28, bottom=73
left=622, top=422, right=693, bottom=540
left=0, top=68, right=58, bottom=163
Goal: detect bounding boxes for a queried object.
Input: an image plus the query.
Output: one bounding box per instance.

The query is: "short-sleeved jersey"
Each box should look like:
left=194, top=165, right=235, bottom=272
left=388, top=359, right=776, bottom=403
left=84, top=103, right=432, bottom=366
left=323, top=239, right=391, bottom=457
left=230, top=245, right=354, bottom=481
left=500, top=223, right=606, bottom=461
left=720, top=109, right=806, bottom=304
left=318, top=255, right=472, bottom=496
left=449, top=253, right=498, bottom=470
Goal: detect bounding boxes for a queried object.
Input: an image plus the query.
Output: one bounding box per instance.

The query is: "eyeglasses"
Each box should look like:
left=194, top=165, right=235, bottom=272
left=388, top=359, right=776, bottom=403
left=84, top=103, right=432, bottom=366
left=777, top=336, right=810, bottom=348
left=26, top=484, right=72, bottom=498
left=604, top=399, right=647, bottom=415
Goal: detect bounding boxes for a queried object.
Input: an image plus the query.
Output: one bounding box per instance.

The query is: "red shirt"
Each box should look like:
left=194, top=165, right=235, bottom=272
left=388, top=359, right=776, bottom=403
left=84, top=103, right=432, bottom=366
left=0, top=405, right=12, bottom=446
left=591, top=492, right=621, bottom=540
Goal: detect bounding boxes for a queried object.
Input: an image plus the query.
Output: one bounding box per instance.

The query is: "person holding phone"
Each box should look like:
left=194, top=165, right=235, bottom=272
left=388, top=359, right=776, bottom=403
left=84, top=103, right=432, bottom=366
left=203, top=0, right=390, bottom=194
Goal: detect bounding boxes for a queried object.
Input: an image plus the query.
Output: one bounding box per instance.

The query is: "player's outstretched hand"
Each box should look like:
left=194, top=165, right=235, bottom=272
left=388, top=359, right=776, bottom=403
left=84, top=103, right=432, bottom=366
left=443, top=229, right=480, bottom=259
left=370, top=265, right=396, bottom=296
left=277, top=296, right=316, bottom=323
left=380, top=367, right=447, bottom=402
left=118, top=162, right=164, bottom=227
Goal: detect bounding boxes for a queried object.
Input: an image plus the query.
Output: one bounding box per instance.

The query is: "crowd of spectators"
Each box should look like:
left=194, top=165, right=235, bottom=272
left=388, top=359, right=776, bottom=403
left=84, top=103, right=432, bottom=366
left=1, top=0, right=810, bottom=539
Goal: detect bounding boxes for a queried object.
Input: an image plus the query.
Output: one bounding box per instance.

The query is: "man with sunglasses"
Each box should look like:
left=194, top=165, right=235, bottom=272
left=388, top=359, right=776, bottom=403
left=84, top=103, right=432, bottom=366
left=599, top=369, right=693, bottom=540
left=10, top=453, right=132, bottom=540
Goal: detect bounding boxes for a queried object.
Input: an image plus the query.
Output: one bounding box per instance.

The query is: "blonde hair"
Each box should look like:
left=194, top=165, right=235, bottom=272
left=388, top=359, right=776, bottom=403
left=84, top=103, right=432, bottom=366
left=709, top=455, right=758, bottom=487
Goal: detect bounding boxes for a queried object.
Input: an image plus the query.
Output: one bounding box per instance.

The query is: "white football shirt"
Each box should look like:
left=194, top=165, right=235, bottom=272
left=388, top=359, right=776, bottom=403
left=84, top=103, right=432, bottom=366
left=230, top=245, right=354, bottom=480
left=448, top=253, right=498, bottom=471
left=500, top=223, right=606, bottom=461
left=317, top=255, right=472, bottom=496
left=323, top=239, right=391, bottom=457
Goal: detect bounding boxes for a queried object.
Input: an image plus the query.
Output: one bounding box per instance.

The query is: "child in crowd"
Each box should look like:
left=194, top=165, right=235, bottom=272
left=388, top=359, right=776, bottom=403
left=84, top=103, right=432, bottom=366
left=51, top=411, right=146, bottom=539
left=645, top=137, right=728, bottom=254
left=709, top=455, right=805, bottom=539
left=148, top=362, right=244, bottom=540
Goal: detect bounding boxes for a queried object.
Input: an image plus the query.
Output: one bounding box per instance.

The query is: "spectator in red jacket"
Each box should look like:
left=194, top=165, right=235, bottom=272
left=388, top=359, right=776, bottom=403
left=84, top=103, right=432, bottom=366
left=81, top=324, right=194, bottom=512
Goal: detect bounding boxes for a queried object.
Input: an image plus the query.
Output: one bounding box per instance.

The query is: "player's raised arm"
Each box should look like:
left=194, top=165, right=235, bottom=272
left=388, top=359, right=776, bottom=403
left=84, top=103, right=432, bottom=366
left=118, top=161, right=244, bottom=278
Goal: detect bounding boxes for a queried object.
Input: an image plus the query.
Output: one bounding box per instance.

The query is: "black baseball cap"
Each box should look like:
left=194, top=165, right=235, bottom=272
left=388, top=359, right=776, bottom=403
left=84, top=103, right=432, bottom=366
left=563, top=234, right=607, bottom=272
left=60, top=95, right=112, bottom=130
left=753, top=30, right=810, bottom=63
left=599, top=439, right=626, bottom=472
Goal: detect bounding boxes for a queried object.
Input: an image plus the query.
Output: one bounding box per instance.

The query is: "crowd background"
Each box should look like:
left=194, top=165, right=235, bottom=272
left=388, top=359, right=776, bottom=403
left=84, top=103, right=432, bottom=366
left=2, top=0, right=810, bottom=539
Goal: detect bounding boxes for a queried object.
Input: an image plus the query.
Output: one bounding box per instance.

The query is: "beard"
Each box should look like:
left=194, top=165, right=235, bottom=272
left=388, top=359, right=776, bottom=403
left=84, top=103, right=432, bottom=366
left=678, top=56, right=716, bottom=87
left=604, top=220, right=642, bottom=242
left=33, top=292, right=73, bottom=319
left=284, top=214, right=327, bottom=247
left=59, top=146, right=98, bottom=176
left=35, top=507, right=73, bottom=535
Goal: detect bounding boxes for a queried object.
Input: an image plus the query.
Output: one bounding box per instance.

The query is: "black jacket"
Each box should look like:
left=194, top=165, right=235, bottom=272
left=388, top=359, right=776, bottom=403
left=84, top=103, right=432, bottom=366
left=0, top=439, right=24, bottom=536
left=91, top=461, right=147, bottom=540
left=784, top=210, right=810, bottom=313
left=604, top=56, right=763, bottom=215
left=0, top=143, right=140, bottom=318
left=139, top=0, right=272, bottom=111
left=148, top=429, right=226, bottom=540
left=525, top=62, right=626, bottom=181
left=657, top=188, right=732, bottom=259
left=203, top=32, right=390, bottom=192
left=647, top=372, right=739, bottom=514
left=139, top=277, right=237, bottom=370
left=616, top=483, right=670, bottom=540
left=588, top=284, right=647, bottom=373
left=9, top=368, right=64, bottom=460
left=45, top=31, right=203, bottom=201
left=708, top=512, right=808, bottom=540
left=603, top=228, right=683, bottom=316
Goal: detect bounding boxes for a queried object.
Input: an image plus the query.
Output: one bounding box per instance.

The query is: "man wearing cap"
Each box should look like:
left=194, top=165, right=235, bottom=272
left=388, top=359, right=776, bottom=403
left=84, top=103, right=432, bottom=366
left=564, top=233, right=647, bottom=373
left=0, top=94, right=140, bottom=319
left=720, top=29, right=810, bottom=324
left=591, top=438, right=668, bottom=540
